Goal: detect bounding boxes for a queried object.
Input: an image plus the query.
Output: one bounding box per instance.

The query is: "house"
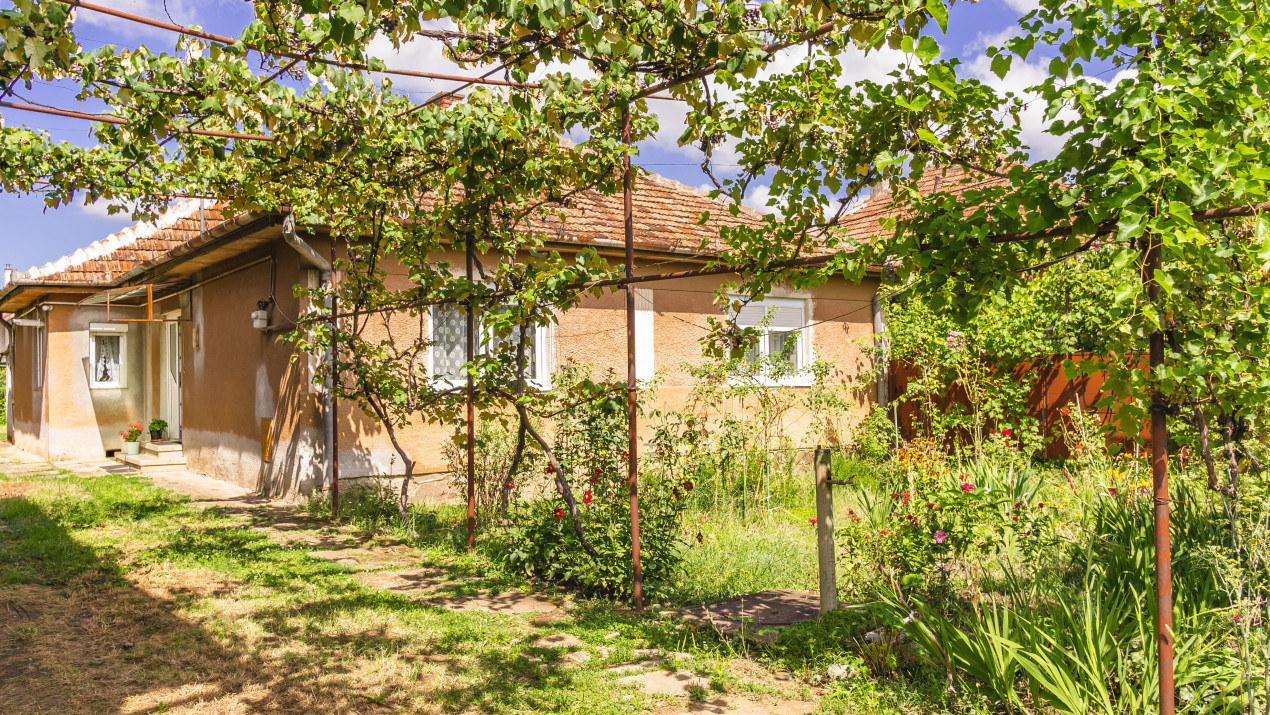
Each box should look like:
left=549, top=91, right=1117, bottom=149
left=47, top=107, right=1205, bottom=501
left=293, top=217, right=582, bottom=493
left=0, top=170, right=884, bottom=500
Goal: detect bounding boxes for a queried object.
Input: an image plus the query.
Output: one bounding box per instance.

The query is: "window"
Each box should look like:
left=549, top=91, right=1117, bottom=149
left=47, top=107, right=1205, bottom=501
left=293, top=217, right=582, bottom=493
left=730, top=296, right=810, bottom=384
left=32, top=320, right=45, bottom=390
left=429, top=305, right=549, bottom=387
left=89, top=324, right=128, bottom=389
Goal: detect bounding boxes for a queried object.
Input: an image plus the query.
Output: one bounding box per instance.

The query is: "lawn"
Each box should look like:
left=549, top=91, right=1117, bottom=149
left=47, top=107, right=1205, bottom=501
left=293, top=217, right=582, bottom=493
left=0, top=464, right=949, bottom=715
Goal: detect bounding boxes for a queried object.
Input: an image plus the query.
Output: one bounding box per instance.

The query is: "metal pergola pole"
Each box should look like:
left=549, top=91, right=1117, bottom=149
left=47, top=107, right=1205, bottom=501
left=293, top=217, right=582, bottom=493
left=623, top=105, right=643, bottom=610
left=1145, top=236, right=1175, bottom=714
left=329, top=242, right=340, bottom=518
left=466, top=233, right=477, bottom=554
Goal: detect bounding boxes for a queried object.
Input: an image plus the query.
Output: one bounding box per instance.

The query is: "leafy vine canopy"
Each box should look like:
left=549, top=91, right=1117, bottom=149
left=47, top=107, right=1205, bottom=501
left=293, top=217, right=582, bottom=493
left=3, top=0, right=1270, bottom=484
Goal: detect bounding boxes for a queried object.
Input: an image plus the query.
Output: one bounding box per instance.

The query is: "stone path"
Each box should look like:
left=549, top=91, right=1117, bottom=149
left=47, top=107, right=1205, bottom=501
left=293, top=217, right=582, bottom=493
left=0, top=442, right=820, bottom=713
left=680, top=589, right=820, bottom=643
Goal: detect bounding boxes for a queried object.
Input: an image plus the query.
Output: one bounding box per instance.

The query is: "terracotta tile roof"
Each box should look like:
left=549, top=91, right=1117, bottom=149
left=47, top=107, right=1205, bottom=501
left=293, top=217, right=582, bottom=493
left=24, top=199, right=226, bottom=284
left=836, top=164, right=1011, bottom=244
left=529, top=169, right=767, bottom=254
left=28, top=170, right=762, bottom=288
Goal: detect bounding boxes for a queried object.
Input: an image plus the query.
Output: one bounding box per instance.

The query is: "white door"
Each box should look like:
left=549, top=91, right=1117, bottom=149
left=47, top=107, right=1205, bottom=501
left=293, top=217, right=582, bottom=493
left=160, top=322, right=182, bottom=441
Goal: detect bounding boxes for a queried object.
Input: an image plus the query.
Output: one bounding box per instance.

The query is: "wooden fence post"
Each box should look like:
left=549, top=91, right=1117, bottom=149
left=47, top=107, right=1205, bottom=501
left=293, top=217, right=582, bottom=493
left=814, top=448, right=837, bottom=615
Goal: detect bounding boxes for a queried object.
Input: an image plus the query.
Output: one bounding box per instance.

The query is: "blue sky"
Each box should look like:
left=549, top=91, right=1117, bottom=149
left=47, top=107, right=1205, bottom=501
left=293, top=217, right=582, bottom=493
left=0, top=0, right=1044, bottom=273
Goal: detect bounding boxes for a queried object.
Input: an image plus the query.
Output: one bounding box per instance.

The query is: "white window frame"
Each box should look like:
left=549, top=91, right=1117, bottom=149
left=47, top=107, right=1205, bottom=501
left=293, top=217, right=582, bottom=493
left=33, top=320, right=45, bottom=391
left=728, top=295, right=813, bottom=387
left=88, top=324, right=128, bottom=389
left=427, top=305, right=552, bottom=390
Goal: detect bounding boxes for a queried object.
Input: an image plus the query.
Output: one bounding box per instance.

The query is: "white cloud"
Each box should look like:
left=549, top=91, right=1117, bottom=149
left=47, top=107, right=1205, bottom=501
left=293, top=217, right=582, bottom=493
left=77, top=197, right=136, bottom=221
left=1002, top=0, right=1041, bottom=12
left=963, top=26, right=1021, bottom=55
left=74, top=0, right=230, bottom=42
left=963, top=50, right=1136, bottom=161
left=742, top=183, right=777, bottom=216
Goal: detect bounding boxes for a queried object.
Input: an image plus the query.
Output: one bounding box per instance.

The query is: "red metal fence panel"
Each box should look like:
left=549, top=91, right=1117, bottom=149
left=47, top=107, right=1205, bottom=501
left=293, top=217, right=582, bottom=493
left=886, top=353, right=1147, bottom=459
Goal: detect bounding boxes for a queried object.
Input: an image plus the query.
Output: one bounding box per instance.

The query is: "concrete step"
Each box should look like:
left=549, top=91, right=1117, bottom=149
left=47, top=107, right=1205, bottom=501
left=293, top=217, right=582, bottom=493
left=119, top=451, right=187, bottom=473
left=144, top=440, right=183, bottom=456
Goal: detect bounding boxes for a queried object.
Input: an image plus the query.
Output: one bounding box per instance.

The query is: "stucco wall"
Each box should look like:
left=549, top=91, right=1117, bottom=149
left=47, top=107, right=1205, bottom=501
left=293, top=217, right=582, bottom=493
left=315, top=246, right=880, bottom=485
left=9, top=312, right=47, bottom=458
left=9, top=303, right=146, bottom=460
left=6, top=234, right=880, bottom=500
left=180, top=249, right=326, bottom=497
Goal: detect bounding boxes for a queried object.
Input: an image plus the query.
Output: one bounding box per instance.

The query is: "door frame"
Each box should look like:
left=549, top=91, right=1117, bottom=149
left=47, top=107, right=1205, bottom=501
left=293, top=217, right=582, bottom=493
left=159, top=314, right=182, bottom=441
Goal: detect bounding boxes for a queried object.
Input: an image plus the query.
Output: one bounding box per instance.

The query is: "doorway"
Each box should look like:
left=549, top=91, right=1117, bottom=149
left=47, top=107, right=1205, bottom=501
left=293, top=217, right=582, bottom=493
left=160, top=320, right=182, bottom=441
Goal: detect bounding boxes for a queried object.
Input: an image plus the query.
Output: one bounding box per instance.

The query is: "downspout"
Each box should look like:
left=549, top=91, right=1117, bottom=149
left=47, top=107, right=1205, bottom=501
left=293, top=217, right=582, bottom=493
left=281, top=214, right=336, bottom=496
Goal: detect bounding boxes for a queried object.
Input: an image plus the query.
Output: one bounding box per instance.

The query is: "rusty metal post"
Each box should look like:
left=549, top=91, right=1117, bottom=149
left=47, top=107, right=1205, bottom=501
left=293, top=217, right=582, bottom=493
left=1145, top=236, right=1174, bottom=713
left=814, top=448, right=837, bottom=615
left=623, top=105, right=643, bottom=610
left=329, top=243, right=340, bottom=519
left=466, top=233, right=477, bottom=553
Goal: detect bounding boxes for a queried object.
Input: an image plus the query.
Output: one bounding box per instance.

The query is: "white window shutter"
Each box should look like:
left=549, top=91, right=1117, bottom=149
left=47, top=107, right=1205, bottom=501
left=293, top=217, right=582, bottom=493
left=635, top=288, right=654, bottom=381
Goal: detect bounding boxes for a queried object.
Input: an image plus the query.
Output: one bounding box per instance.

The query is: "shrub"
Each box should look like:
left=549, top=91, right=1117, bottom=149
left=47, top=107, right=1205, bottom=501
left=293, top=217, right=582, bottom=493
left=443, top=420, right=541, bottom=520
left=491, top=364, right=690, bottom=599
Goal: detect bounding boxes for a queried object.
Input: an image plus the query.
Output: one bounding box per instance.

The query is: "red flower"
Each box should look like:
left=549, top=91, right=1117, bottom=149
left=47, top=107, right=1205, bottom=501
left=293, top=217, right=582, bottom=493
left=878, top=529, right=889, bottom=536
left=1001, top=429, right=1013, bottom=437
left=808, top=517, right=817, bottom=525
left=621, top=450, right=629, bottom=458
left=960, top=482, right=975, bottom=493
left=682, top=480, right=694, bottom=492
left=583, top=491, right=593, bottom=505
left=925, top=502, right=936, bottom=509
left=1037, top=502, right=1045, bottom=509
left=1013, top=502, right=1021, bottom=509
left=1061, top=408, right=1071, bottom=415
left=553, top=508, right=565, bottom=520
left=546, top=464, right=555, bottom=474
left=594, top=468, right=603, bottom=475
left=1012, top=515, right=1019, bottom=521
left=1107, top=488, right=1117, bottom=496
left=506, top=480, right=515, bottom=488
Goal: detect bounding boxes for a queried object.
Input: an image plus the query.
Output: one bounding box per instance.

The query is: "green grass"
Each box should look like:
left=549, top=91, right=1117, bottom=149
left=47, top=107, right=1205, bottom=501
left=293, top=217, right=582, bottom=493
left=0, top=462, right=961, bottom=714
left=677, top=508, right=819, bottom=604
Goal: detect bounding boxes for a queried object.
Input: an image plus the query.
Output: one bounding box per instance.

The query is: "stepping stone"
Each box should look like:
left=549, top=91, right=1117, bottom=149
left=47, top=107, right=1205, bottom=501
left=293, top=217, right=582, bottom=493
left=532, top=633, right=583, bottom=649
left=617, top=669, right=710, bottom=698
left=680, top=589, right=820, bottom=643
left=607, top=658, right=663, bottom=674
left=561, top=650, right=591, bottom=664
left=665, top=697, right=817, bottom=714
left=429, top=590, right=563, bottom=614
left=352, top=568, right=445, bottom=595
left=309, top=549, right=375, bottom=565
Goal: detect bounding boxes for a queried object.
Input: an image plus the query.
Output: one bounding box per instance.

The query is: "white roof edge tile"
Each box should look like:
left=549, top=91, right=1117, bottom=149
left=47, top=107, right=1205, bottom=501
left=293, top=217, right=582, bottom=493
left=26, top=199, right=207, bottom=280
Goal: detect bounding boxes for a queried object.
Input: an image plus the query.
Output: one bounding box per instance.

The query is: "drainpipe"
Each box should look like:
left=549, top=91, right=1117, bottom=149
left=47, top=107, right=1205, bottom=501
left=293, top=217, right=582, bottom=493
left=281, top=214, right=337, bottom=497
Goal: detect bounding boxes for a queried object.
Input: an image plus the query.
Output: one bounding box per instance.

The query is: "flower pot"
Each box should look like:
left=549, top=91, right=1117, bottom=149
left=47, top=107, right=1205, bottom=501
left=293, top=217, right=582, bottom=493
left=150, top=430, right=164, bottom=442
left=124, top=441, right=141, bottom=455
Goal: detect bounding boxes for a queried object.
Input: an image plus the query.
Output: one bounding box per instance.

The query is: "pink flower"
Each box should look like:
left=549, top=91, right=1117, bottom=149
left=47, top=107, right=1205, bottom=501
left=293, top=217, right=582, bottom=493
left=933, top=530, right=947, bottom=544
left=808, top=517, right=817, bottom=525
left=960, top=482, right=975, bottom=493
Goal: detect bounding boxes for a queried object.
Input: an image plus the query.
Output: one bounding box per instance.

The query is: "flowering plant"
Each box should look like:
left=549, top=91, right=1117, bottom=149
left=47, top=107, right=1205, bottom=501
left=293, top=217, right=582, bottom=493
left=119, top=422, right=143, bottom=442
